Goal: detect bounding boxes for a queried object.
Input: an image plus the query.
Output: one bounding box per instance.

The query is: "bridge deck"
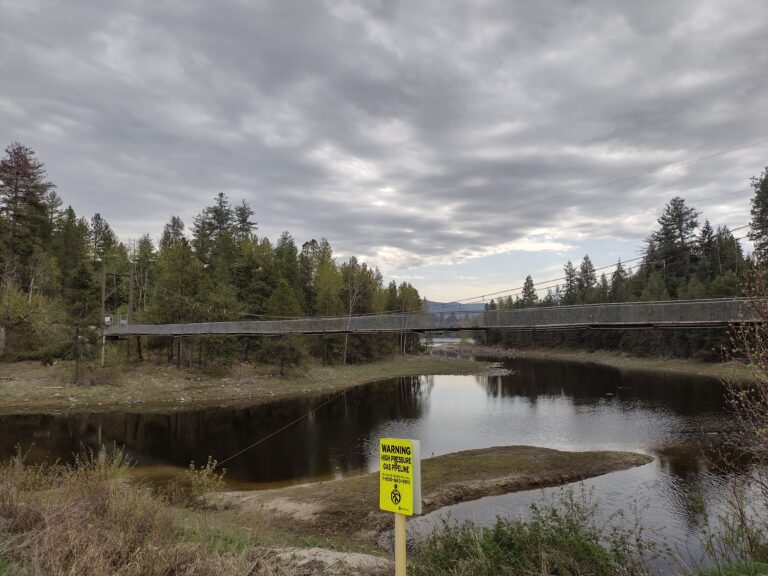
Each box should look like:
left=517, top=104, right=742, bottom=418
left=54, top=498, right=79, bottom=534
left=106, top=298, right=759, bottom=337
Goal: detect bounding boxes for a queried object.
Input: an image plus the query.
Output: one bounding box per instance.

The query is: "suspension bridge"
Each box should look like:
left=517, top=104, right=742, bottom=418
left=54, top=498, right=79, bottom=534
left=105, top=298, right=760, bottom=338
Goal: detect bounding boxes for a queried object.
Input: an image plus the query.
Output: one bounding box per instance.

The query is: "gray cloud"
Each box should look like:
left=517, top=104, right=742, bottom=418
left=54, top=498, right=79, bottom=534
left=1, top=0, right=766, bottom=272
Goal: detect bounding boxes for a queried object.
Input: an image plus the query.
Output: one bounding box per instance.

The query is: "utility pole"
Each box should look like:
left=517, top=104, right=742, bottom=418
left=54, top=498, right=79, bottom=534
left=100, top=259, right=106, bottom=368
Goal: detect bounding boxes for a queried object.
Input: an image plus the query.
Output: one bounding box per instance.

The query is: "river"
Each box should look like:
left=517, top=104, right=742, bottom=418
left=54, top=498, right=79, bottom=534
left=0, top=355, right=743, bottom=573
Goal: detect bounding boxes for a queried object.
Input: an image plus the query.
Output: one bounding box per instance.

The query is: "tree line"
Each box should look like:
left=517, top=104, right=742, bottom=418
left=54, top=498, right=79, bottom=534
left=483, top=167, right=768, bottom=359
left=0, top=143, right=424, bottom=370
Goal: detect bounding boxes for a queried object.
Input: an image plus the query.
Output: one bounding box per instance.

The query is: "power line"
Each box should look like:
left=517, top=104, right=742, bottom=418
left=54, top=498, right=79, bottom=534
left=454, top=138, right=768, bottom=223
left=216, top=387, right=351, bottom=468
left=451, top=229, right=751, bottom=306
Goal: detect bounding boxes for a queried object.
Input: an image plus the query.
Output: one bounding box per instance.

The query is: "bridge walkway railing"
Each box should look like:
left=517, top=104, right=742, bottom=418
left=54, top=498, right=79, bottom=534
left=105, top=298, right=760, bottom=337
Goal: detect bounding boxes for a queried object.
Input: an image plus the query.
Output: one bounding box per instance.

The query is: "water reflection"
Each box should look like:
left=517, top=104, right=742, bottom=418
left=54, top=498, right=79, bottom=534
left=0, top=375, right=434, bottom=485
left=476, top=357, right=728, bottom=416
left=0, top=356, right=746, bottom=572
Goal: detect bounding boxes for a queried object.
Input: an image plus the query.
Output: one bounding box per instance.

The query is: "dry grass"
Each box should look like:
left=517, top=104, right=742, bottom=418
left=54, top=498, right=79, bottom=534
left=0, top=355, right=490, bottom=416
left=0, top=448, right=396, bottom=575
left=0, top=448, right=294, bottom=576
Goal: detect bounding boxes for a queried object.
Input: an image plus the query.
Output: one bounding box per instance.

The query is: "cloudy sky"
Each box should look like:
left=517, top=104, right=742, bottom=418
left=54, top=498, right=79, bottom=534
left=2, top=0, right=767, bottom=303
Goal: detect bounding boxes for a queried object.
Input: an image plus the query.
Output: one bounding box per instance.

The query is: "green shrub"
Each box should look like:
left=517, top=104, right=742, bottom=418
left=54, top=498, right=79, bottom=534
left=413, top=486, right=653, bottom=576
left=186, top=456, right=226, bottom=509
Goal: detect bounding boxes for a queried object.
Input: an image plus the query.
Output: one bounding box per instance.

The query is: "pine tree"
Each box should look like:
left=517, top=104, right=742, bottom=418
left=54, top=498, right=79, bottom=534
left=0, top=143, right=54, bottom=279
left=577, top=255, right=597, bottom=303
left=259, top=279, right=305, bottom=375
left=521, top=275, right=537, bottom=306
left=597, top=273, right=610, bottom=301
left=90, top=213, right=116, bottom=261
left=749, top=167, right=768, bottom=262
left=233, top=200, right=256, bottom=242
left=695, top=220, right=717, bottom=281
left=641, top=271, right=669, bottom=301
left=160, top=216, right=186, bottom=251
left=51, top=206, right=90, bottom=281
left=563, top=261, right=578, bottom=305
left=651, top=197, right=699, bottom=296
left=610, top=260, right=628, bottom=302
left=274, top=231, right=304, bottom=310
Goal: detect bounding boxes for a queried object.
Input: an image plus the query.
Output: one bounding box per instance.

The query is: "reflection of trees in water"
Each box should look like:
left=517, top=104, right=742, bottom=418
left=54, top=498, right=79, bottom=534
left=652, top=439, right=755, bottom=532
left=475, top=357, right=728, bottom=416
left=0, top=376, right=434, bottom=484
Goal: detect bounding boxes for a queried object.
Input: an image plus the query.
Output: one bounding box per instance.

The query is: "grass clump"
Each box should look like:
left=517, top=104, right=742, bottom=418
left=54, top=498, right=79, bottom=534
left=0, top=447, right=285, bottom=575
left=412, top=486, right=653, bottom=576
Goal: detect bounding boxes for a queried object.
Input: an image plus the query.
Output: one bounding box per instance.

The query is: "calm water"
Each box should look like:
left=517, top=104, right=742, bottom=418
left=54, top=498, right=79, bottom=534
left=0, top=356, right=742, bottom=573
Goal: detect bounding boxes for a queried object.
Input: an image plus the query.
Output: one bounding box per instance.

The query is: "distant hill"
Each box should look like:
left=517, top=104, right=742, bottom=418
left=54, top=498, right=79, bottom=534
left=425, top=300, right=485, bottom=314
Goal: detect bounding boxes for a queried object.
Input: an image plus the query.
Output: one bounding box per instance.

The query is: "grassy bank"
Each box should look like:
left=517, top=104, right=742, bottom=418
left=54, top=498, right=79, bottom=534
left=0, top=446, right=651, bottom=575
left=0, top=448, right=393, bottom=576
left=0, top=355, right=490, bottom=415
left=441, top=344, right=756, bottom=383
left=212, top=446, right=652, bottom=550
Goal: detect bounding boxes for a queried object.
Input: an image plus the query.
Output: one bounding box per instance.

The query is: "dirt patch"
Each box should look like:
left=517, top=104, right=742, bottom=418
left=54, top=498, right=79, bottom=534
left=212, top=445, right=652, bottom=546
left=269, top=547, right=391, bottom=575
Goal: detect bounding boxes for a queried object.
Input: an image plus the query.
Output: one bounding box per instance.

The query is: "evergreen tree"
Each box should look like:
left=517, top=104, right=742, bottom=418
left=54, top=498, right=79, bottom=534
left=563, top=261, right=578, bottom=305
left=651, top=197, right=699, bottom=296
left=132, top=234, right=156, bottom=315
left=577, top=255, right=597, bottom=303
left=274, top=231, right=304, bottom=309
left=521, top=275, right=537, bottom=306
left=90, top=213, right=116, bottom=261
left=0, top=143, right=54, bottom=279
left=641, top=271, right=669, bottom=301
left=714, top=226, right=745, bottom=279
left=695, top=220, right=717, bottom=281
left=51, top=206, right=90, bottom=281
left=609, top=260, right=628, bottom=302
left=597, top=273, right=610, bottom=301
left=259, top=279, right=305, bottom=375
left=749, top=167, right=768, bottom=262
left=298, top=239, right=321, bottom=311
left=160, top=216, right=185, bottom=251
left=233, top=199, right=256, bottom=242
left=64, top=261, right=100, bottom=323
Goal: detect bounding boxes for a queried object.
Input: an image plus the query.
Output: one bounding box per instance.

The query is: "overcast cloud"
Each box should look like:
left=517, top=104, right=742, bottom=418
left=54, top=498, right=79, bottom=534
left=1, top=0, right=767, bottom=301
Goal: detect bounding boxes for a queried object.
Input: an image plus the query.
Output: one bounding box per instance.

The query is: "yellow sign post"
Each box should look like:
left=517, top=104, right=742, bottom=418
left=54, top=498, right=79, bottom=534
left=380, top=438, right=421, bottom=576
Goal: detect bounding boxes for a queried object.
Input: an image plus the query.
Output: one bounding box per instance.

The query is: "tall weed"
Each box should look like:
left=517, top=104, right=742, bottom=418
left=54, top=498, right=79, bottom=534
left=0, top=447, right=277, bottom=575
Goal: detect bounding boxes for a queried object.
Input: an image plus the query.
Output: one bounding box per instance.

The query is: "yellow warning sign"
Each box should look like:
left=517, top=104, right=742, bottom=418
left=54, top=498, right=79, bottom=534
left=379, top=438, right=421, bottom=516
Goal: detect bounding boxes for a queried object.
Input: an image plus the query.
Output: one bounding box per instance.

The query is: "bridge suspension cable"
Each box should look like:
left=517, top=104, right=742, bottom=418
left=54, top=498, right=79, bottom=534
left=450, top=227, right=751, bottom=307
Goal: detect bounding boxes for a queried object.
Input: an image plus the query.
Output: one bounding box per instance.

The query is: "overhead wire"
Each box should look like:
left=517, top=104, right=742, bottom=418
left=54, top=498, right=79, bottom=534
left=447, top=229, right=751, bottom=308
left=453, top=138, right=768, bottom=223
left=215, top=387, right=352, bottom=468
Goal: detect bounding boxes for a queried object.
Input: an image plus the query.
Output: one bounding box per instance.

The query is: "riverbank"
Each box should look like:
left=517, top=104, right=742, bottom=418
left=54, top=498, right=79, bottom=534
left=0, top=444, right=651, bottom=576
left=211, top=446, right=652, bottom=551
left=0, top=355, right=494, bottom=415
left=439, top=343, right=756, bottom=382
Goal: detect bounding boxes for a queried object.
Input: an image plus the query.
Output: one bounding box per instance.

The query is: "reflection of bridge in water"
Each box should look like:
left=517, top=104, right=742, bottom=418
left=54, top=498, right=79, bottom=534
left=106, top=298, right=760, bottom=338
